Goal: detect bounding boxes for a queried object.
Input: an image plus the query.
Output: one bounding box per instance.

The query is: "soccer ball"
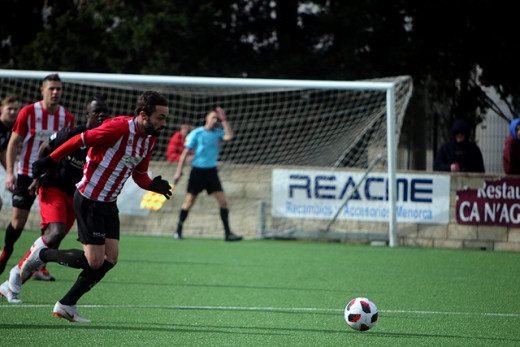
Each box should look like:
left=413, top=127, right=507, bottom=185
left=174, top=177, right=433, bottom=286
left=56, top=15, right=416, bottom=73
left=344, top=297, right=378, bottom=331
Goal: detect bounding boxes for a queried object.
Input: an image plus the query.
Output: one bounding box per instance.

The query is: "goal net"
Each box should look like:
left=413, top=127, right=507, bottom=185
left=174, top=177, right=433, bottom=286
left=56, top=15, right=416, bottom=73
left=0, top=70, right=413, bottom=244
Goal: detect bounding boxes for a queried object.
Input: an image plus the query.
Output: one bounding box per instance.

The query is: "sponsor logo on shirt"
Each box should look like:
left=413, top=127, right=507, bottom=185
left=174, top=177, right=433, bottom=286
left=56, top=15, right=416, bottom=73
left=121, top=155, right=143, bottom=168
left=34, top=129, right=56, bottom=141
left=67, top=155, right=85, bottom=169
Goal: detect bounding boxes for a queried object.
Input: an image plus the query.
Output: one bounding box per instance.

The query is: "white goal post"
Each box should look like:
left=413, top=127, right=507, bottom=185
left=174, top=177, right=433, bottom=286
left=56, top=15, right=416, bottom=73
left=0, top=69, right=412, bottom=247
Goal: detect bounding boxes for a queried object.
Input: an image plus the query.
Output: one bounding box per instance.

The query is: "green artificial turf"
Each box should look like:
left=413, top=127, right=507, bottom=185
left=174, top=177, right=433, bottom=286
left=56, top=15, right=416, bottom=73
left=1, top=230, right=519, bottom=346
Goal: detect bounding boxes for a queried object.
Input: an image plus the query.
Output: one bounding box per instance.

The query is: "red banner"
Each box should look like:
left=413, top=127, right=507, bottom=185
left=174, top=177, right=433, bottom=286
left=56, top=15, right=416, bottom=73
left=456, top=177, right=520, bottom=226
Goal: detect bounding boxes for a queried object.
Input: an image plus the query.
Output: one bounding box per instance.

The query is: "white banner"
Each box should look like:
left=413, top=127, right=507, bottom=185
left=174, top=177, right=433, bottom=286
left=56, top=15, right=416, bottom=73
left=271, top=169, right=450, bottom=224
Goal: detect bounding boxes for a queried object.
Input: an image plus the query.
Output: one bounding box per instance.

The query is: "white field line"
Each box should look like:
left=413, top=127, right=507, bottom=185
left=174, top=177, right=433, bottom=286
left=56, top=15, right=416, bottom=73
left=1, top=304, right=519, bottom=317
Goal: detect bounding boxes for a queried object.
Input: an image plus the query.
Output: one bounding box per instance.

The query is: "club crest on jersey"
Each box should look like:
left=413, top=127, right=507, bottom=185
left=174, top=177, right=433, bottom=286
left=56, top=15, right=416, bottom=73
left=121, top=155, right=143, bottom=168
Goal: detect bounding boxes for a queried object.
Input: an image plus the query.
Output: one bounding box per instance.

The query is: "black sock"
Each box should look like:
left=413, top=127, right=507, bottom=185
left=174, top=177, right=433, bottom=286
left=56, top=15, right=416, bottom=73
left=220, top=208, right=231, bottom=235
left=3, top=223, right=23, bottom=253
left=60, top=260, right=115, bottom=306
left=40, top=248, right=89, bottom=269
left=177, top=209, right=189, bottom=235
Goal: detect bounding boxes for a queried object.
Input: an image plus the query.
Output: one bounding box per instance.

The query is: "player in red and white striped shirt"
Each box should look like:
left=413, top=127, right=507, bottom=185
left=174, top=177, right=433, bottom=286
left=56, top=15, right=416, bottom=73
left=0, top=74, right=74, bottom=277
left=22, top=91, right=172, bottom=323
left=74, top=115, right=160, bottom=202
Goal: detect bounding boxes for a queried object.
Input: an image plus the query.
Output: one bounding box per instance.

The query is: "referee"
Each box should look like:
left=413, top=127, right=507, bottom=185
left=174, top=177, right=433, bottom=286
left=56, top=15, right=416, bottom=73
left=173, top=107, right=242, bottom=241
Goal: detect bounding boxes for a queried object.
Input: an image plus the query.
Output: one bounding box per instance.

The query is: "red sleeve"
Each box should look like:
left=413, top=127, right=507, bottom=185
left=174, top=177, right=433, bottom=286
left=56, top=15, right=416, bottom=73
left=132, top=169, right=152, bottom=189
left=82, top=117, right=128, bottom=147
left=50, top=117, right=129, bottom=163
left=49, top=134, right=84, bottom=162
left=12, top=106, right=30, bottom=137
left=132, top=140, right=155, bottom=189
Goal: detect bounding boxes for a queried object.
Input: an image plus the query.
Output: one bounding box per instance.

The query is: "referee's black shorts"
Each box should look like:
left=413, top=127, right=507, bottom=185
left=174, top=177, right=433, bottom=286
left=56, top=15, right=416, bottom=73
left=73, top=190, right=120, bottom=245
left=187, top=167, right=223, bottom=195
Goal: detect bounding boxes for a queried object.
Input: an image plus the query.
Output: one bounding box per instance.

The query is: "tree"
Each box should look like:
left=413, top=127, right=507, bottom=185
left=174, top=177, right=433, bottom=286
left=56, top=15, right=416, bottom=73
left=1, top=1, right=518, bottom=170
left=0, top=0, right=45, bottom=68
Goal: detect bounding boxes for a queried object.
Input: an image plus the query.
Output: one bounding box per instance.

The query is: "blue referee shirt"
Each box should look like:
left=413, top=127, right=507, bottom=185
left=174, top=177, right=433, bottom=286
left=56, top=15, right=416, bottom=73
left=185, top=126, right=225, bottom=168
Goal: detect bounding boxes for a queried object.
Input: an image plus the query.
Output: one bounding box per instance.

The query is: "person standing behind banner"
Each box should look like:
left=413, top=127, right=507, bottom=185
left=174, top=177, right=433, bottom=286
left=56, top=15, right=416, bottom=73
left=433, top=119, right=485, bottom=173
left=0, top=74, right=74, bottom=278
left=173, top=107, right=242, bottom=241
left=0, top=95, right=21, bottom=211
left=503, top=118, right=520, bottom=175
left=166, top=121, right=194, bottom=163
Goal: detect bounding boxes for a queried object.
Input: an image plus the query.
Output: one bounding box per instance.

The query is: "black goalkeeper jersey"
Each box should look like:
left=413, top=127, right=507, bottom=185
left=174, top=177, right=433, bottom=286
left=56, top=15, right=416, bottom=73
left=40, top=125, right=88, bottom=196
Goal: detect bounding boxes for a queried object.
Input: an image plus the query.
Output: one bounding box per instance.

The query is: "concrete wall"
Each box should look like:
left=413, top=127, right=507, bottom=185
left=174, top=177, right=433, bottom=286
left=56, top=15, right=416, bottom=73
left=2, top=162, right=519, bottom=252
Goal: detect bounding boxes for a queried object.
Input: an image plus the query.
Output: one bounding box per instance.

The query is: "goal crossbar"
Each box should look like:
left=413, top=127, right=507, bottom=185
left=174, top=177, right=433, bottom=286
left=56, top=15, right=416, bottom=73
left=0, top=69, right=397, bottom=90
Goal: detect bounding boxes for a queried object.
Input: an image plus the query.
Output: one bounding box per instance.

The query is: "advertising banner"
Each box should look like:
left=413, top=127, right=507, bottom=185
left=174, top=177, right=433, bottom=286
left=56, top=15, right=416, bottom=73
left=272, top=169, right=450, bottom=224
left=456, top=177, right=520, bottom=226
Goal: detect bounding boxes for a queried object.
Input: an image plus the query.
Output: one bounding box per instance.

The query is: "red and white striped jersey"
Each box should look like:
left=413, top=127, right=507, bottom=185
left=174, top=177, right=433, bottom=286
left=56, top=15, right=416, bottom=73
left=76, top=116, right=156, bottom=202
left=12, top=101, right=74, bottom=177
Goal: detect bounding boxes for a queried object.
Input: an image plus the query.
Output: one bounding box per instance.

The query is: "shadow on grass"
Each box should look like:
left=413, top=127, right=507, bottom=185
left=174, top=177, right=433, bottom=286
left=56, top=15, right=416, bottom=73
left=1, top=322, right=519, bottom=344
left=115, top=305, right=342, bottom=317
left=23, top=276, right=357, bottom=295
left=110, top=279, right=352, bottom=294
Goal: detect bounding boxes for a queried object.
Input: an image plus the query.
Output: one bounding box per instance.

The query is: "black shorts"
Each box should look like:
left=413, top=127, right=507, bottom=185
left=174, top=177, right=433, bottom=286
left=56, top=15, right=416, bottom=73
left=12, top=174, right=37, bottom=210
left=73, top=190, right=120, bottom=245
left=187, top=167, right=223, bottom=195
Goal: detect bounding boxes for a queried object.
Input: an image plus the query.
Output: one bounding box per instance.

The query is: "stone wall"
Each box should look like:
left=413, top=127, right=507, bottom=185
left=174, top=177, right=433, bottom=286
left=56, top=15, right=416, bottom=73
left=2, top=162, right=519, bottom=251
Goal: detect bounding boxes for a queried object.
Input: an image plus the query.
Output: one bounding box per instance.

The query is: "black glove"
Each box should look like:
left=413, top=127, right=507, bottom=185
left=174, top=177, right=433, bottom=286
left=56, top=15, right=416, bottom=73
left=149, top=175, right=172, bottom=199
left=32, top=156, right=55, bottom=178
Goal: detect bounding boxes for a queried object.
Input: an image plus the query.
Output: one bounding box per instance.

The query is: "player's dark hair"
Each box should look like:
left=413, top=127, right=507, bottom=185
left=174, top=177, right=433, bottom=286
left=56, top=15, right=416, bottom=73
left=86, top=94, right=107, bottom=105
left=134, top=91, right=167, bottom=117
left=42, top=73, right=61, bottom=85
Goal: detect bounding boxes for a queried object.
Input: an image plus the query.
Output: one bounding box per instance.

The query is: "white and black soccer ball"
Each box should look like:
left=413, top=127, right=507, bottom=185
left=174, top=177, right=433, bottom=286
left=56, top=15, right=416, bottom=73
left=344, top=297, right=378, bottom=331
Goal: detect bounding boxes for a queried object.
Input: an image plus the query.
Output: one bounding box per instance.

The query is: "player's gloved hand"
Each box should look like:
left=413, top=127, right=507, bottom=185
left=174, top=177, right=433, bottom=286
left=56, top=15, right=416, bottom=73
left=32, top=156, right=55, bottom=179
left=149, top=175, right=172, bottom=199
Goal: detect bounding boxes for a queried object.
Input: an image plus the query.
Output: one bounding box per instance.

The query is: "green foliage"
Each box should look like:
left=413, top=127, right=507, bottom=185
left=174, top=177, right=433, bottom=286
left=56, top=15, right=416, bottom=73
left=91, top=0, right=252, bottom=76
left=14, top=8, right=109, bottom=72
left=1, top=0, right=518, bottom=166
